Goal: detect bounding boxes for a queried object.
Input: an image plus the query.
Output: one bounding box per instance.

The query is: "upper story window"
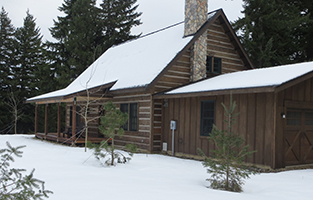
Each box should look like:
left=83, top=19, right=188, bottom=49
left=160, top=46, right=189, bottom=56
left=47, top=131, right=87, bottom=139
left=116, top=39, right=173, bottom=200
left=200, top=100, right=215, bottom=136
left=120, top=103, right=138, bottom=131
left=207, top=56, right=222, bottom=74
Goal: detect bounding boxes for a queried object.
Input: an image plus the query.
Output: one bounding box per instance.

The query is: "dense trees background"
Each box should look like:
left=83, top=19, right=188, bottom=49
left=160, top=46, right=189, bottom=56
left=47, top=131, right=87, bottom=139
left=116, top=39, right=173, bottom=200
left=233, top=0, right=313, bottom=68
left=1, top=0, right=313, bottom=133
left=0, top=0, right=141, bottom=133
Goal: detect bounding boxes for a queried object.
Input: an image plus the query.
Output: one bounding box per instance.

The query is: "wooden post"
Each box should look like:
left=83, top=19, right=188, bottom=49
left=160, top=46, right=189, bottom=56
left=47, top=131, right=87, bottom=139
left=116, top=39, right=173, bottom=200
left=35, top=103, right=38, bottom=134
left=72, top=101, right=77, bottom=144
left=45, top=104, right=48, bottom=139
left=57, top=102, right=61, bottom=140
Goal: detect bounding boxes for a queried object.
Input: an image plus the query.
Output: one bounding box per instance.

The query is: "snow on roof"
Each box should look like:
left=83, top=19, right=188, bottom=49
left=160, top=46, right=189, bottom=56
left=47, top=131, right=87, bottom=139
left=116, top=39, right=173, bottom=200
left=27, top=22, right=193, bottom=102
left=166, top=61, right=313, bottom=95
left=26, top=0, right=190, bottom=102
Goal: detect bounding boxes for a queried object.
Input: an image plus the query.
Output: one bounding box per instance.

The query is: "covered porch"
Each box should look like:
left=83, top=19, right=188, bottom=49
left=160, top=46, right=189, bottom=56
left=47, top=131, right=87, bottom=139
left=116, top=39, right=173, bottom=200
left=34, top=98, right=105, bottom=145
left=29, top=83, right=115, bottom=145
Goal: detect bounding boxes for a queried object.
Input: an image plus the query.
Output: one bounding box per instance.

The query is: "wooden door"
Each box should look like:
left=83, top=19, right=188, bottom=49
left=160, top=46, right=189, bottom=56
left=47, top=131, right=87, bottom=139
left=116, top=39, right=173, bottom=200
left=285, top=109, right=313, bottom=166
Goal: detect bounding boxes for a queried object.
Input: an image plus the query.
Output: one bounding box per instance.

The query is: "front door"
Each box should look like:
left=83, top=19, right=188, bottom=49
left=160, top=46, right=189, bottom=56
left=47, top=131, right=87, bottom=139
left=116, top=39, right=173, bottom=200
left=285, top=109, right=313, bottom=166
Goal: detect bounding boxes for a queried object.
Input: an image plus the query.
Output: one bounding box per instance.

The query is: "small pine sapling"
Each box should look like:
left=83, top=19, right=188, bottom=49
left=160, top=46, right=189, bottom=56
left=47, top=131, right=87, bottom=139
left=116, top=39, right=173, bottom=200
left=198, top=94, right=257, bottom=192
left=89, top=102, right=137, bottom=166
left=0, top=142, right=52, bottom=199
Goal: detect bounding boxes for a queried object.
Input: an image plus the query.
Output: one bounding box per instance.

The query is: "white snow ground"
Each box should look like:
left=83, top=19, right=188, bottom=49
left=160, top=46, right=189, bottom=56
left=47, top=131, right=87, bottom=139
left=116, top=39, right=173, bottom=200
left=1, top=134, right=313, bottom=200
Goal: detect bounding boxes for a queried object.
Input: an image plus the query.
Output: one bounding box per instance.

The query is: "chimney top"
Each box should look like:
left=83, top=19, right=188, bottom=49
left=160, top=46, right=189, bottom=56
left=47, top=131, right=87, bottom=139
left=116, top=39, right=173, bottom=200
left=184, top=0, right=208, bottom=36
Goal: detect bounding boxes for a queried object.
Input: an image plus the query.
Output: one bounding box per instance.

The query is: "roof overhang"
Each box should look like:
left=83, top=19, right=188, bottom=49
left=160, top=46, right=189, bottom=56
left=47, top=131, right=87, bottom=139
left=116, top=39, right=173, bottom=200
left=153, top=86, right=276, bottom=99
left=153, top=66, right=313, bottom=99
left=26, top=81, right=116, bottom=104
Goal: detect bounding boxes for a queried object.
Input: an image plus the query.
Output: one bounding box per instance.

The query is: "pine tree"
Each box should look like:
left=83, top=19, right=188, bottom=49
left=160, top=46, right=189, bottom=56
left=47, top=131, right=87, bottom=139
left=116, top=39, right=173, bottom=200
left=0, top=142, right=52, bottom=199
left=49, top=0, right=142, bottom=87
left=232, top=0, right=313, bottom=68
left=89, top=102, right=136, bottom=166
left=11, top=10, right=44, bottom=133
left=99, top=0, right=142, bottom=51
left=49, top=0, right=102, bottom=86
left=198, top=95, right=256, bottom=192
left=0, top=7, right=16, bottom=133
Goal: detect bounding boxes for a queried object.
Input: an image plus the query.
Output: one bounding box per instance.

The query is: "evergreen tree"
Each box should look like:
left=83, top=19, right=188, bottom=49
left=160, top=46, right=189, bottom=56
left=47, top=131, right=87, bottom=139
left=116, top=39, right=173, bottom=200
left=99, top=0, right=142, bottom=51
left=198, top=95, right=256, bottom=192
left=11, top=10, right=44, bottom=133
left=0, top=142, right=52, bottom=199
left=0, top=7, right=16, bottom=132
left=49, top=0, right=102, bottom=86
left=49, top=0, right=142, bottom=87
left=233, top=0, right=313, bottom=68
left=89, top=102, right=136, bottom=166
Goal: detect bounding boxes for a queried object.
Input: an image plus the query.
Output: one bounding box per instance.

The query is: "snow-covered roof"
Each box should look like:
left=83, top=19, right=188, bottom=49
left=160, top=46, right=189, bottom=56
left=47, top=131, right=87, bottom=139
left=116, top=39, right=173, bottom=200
left=27, top=21, right=193, bottom=102
left=165, top=61, right=313, bottom=95
left=27, top=4, right=223, bottom=103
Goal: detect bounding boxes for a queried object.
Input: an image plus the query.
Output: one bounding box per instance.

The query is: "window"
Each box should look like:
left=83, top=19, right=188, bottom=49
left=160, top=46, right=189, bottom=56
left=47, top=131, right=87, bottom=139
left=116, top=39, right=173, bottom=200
left=286, top=111, right=301, bottom=126
left=120, top=103, right=138, bottom=131
left=200, top=100, right=215, bottom=136
left=206, top=56, right=222, bottom=74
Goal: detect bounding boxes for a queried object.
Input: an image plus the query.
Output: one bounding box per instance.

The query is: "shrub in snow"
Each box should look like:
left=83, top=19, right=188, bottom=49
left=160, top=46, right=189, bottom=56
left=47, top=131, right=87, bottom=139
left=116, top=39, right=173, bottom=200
left=198, top=94, right=257, bottom=192
left=0, top=142, right=52, bottom=199
left=88, top=141, right=137, bottom=166
left=88, top=102, right=137, bottom=166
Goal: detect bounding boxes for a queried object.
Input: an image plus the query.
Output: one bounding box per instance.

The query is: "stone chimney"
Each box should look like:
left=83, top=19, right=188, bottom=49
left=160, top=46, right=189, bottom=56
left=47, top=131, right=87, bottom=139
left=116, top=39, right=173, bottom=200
left=185, top=0, right=208, bottom=82
left=185, top=0, right=208, bottom=36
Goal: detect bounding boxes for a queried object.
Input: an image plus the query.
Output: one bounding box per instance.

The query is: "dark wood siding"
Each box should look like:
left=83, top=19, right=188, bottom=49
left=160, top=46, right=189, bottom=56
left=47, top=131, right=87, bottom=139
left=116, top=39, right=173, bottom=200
left=275, top=77, right=313, bottom=167
left=161, top=93, right=275, bottom=167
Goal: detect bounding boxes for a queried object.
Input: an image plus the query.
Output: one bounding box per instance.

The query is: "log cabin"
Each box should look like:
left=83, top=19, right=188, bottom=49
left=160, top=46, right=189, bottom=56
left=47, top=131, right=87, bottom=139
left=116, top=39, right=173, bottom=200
left=26, top=0, right=313, bottom=169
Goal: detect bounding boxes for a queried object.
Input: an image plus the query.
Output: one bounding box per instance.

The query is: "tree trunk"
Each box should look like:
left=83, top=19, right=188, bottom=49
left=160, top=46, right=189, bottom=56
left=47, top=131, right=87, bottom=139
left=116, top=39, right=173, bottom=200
left=110, top=138, right=115, bottom=166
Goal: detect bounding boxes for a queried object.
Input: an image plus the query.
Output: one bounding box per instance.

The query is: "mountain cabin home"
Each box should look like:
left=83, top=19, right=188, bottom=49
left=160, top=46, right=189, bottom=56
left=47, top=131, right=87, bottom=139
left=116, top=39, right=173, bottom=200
left=26, top=0, right=313, bottom=169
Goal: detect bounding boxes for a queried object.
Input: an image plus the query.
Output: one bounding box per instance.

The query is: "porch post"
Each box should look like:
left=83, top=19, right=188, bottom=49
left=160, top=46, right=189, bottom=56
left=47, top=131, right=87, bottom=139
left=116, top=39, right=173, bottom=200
left=72, top=100, right=77, bottom=144
left=35, top=103, right=38, bottom=134
left=45, top=104, right=48, bottom=139
left=57, top=102, right=61, bottom=140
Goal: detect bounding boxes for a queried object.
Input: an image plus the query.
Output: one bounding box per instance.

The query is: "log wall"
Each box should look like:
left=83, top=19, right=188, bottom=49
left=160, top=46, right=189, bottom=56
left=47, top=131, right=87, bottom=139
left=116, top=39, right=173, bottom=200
left=154, top=50, right=191, bottom=94
left=207, top=19, right=246, bottom=73
left=65, top=93, right=153, bottom=152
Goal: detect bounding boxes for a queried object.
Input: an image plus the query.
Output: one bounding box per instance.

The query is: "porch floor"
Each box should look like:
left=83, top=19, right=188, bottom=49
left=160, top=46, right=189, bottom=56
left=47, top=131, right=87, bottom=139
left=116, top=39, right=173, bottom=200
left=35, top=132, right=105, bottom=145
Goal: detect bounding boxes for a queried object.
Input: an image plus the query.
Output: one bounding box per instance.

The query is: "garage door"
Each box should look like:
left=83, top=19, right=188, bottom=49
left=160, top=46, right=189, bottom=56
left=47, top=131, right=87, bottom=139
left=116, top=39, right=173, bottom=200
left=285, top=109, right=313, bottom=166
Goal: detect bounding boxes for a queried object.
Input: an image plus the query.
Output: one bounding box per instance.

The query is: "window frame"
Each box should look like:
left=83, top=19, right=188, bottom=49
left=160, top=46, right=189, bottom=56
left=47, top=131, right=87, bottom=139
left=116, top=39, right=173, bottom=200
left=120, top=103, right=138, bottom=132
left=206, top=56, right=222, bottom=74
left=200, top=100, right=215, bottom=137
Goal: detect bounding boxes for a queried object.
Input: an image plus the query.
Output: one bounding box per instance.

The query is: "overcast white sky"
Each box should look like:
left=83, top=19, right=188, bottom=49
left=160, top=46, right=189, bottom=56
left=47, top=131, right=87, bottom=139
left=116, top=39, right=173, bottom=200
left=1, top=0, right=244, bottom=42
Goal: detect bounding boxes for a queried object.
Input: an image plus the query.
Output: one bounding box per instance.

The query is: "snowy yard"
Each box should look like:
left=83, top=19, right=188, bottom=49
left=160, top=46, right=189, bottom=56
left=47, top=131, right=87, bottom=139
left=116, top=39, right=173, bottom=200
left=1, top=134, right=312, bottom=200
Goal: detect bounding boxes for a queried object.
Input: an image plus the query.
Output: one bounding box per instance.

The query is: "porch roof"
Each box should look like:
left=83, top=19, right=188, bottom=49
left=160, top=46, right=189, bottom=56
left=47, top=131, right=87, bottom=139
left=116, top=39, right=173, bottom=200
left=158, top=61, right=313, bottom=98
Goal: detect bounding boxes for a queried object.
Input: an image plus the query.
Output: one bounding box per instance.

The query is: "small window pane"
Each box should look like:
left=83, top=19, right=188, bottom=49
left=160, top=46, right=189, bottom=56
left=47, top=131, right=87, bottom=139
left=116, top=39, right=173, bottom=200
left=129, top=103, right=138, bottom=131
left=120, top=104, right=129, bottom=130
left=287, top=111, right=301, bottom=126
left=201, top=100, right=215, bottom=136
left=206, top=56, right=212, bottom=73
left=305, top=112, right=313, bottom=125
left=213, top=58, right=222, bottom=74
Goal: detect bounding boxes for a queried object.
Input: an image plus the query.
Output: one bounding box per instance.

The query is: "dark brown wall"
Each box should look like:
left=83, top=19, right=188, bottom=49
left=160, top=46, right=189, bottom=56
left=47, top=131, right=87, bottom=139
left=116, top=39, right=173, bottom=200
left=161, top=92, right=276, bottom=167
left=275, top=77, right=313, bottom=168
